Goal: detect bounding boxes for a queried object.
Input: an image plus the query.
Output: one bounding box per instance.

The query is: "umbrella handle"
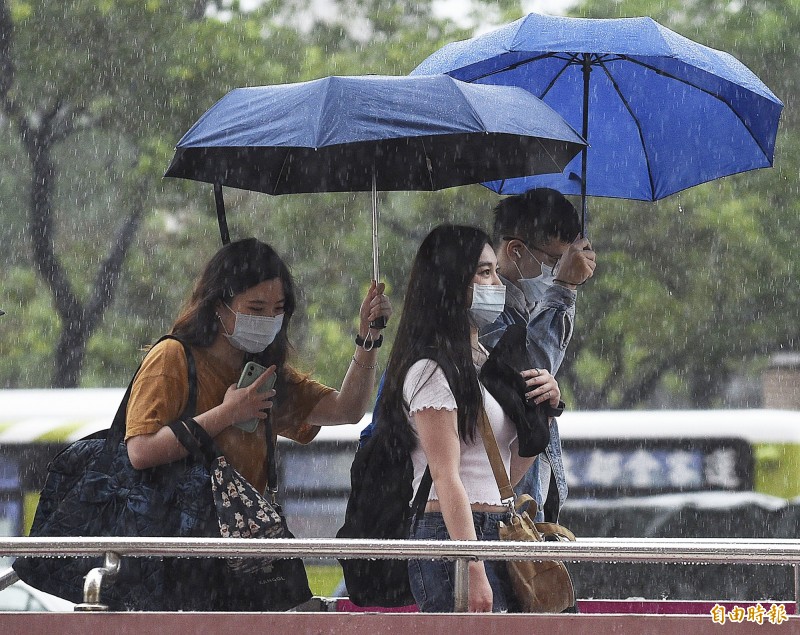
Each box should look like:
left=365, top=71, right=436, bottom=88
left=369, top=168, right=386, bottom=330
left=370, top=316, right=387, bottom=330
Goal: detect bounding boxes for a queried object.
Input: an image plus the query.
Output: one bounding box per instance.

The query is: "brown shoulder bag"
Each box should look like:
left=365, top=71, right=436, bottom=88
left=478, top=412, right=576, bottom=613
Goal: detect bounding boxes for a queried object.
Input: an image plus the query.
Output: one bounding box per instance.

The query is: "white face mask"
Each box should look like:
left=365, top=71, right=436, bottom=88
left=220, top=303, right=284, bottom=353
left=468, top=283, right=506, bottom=329
left=515, top=245, right=556, bottom=306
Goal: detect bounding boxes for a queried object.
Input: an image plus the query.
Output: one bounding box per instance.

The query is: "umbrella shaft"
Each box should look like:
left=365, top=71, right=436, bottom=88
left=580, top=55, right=591, bottom=237
left=372, top=171, right=379, bottom=281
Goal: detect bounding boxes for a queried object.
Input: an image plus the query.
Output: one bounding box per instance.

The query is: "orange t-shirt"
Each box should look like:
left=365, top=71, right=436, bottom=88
left=125, top=338, right=333, bottom=493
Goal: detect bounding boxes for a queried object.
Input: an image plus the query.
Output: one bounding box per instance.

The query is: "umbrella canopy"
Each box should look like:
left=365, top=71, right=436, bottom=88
left=412, top=13, right=784, bottom=226
left=165, top=74, right=585, bottom=291
left=165, top=74, right=585, bottom=195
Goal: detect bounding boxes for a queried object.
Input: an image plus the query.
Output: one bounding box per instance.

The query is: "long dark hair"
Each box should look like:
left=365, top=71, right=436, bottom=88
left=379, top=224, right=490, bottom=443
left=171, top=238, right=296, bottom=375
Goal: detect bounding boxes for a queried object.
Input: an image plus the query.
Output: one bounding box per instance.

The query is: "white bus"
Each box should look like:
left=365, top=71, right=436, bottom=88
left=2, top=388, right=800, bottom=538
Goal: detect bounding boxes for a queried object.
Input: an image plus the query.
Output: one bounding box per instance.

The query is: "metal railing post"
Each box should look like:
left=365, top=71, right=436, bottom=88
left=0, top=568, right=19, bottom=592
left=74, top=551, right=121, bottom=612
left=453, top=558, right=469, bottom=612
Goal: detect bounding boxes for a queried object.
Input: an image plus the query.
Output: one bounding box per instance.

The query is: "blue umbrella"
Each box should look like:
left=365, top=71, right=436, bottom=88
left=165, top=74, right=586, bottom=279
left=412, top=13, right=784, bottom=232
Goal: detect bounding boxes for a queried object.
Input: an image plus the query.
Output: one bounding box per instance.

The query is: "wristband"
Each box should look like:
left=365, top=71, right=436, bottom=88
left=355, top=333, right=383, bottom=349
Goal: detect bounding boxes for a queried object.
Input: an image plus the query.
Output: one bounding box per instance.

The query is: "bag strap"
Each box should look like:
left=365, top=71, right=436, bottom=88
left=102, top=335, right=197, bottom=459
left=476, top=409, right=516, bottom=503
left=409, top=466, right=432, bottom=532
left=536, top=521, right=576, bottom=542
left=264, top=411, right=278, bottom=496
left=168, top=417, right=222, bottom=466
left=477, top=410, right=578, bottom=547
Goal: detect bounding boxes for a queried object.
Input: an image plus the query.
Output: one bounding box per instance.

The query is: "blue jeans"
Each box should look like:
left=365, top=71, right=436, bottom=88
left=408, top=511, right=520, bottom=613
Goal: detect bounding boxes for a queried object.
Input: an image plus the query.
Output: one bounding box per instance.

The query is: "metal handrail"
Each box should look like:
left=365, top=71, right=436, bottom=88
left=3, top=537, right=799, bottom=613
left=4, top=536, right=800, bottom=563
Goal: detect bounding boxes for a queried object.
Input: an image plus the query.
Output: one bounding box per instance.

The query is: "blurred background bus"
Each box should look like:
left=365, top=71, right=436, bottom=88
left=3, top=388, right=800, bottom=598
left=3, top=388, right=800, bottom=537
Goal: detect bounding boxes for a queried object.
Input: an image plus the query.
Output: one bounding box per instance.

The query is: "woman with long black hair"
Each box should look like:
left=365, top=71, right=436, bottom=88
left=378, top=224, right=560, bottom=613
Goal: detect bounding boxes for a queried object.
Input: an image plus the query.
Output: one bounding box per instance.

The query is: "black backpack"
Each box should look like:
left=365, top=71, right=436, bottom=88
left=336, top=404, right=430, bottom=607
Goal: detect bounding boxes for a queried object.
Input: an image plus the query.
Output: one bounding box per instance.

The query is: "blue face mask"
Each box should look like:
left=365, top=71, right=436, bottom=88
left=468, top=283, right=506, bottom=329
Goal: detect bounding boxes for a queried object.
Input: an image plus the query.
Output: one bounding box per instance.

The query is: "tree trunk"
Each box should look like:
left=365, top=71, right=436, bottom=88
left=26, top=127, right=82, bottom=386
left=53, top=317, right=90, bottom=388
left=3, top=0, right=148, bottom=388
left=25, top=118, right=145, bottom=387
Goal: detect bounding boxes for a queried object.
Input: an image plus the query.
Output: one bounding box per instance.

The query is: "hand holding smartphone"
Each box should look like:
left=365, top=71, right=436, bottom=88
left=234, top=361, right=276, bottom=433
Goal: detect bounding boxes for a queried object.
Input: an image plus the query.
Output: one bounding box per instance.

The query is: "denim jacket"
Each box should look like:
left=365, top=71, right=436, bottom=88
left=479, top=276, right=576, bottom=522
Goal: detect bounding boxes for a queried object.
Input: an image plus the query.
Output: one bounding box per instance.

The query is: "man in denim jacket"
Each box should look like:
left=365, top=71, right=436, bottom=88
left=479, top=189, right=596, bottom=523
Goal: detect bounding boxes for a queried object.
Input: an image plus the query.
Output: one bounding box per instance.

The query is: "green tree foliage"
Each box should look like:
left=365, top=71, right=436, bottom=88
left=0, top=0, right=491, bottom=390
left=1, top=0, right=795, bottom=415
left=0, top=0, right=309, bottom=387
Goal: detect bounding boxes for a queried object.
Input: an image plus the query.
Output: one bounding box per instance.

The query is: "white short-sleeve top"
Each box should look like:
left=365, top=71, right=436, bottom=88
left=403, top=358, right=517, bottom=506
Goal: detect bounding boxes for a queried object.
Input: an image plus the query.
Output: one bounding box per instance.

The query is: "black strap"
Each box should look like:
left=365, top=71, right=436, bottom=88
left=543, top=468, right=560, bottom=523
left=410, top=466, right=432, bottom=532
left=264, top=411, right=278, bottom=493
left=99, top=335, right=197, bottom=470
left=182, top=341, right=198, bottom=421
left=168, top=417, right=221, bottom=466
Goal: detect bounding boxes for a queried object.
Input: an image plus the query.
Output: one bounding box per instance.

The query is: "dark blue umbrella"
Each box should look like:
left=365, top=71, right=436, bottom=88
left=412, top=13, right=784, bottom=232
left=165, top=74, right=586, bottom=275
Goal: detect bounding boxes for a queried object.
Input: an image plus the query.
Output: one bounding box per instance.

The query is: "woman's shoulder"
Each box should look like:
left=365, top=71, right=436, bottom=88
left=149, top=336, right=184, bottom=354
left=138, top=337, right=189, bottom=377
left=404, top=358, right=452, bottom=391
left=403, top=357, right=456, bottom=412
left=408, top=357, right=440, bottom=372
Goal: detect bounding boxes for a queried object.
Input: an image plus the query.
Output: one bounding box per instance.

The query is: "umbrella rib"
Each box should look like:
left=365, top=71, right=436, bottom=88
left=487, top=135, right=564, bottom=194
left=272, top=150, right=293, bottom=195
left=617, top=55, right=773, bottom=163
left=596, top=58, right=658, bottom=200
left=464, top=51, right=564, bottom=83
left=314, top=77, right=334, bottom=148
left=420, top=137, right=436, bottom=190
left=466, top=50, right=771, bottom=165
left=533, top=136, right=564, bottom=174
left=539, top=56, right=577, bottom=99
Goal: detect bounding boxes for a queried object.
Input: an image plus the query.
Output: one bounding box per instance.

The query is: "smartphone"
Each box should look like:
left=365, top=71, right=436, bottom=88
left=234, top=361, right=276, bottom=433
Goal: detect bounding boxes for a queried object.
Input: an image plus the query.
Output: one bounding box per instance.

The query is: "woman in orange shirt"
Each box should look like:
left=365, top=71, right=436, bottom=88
left=125, top=237, right=390, bottom=608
